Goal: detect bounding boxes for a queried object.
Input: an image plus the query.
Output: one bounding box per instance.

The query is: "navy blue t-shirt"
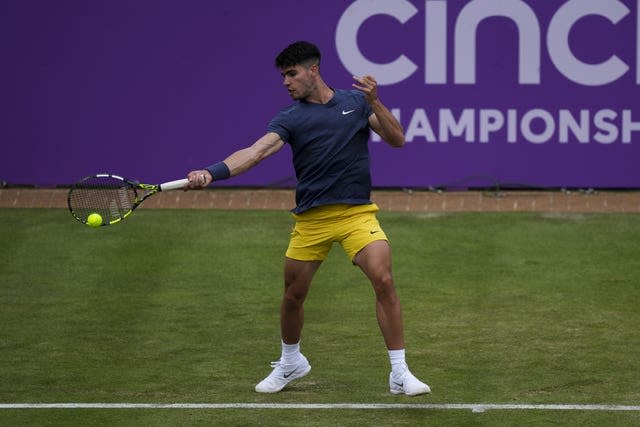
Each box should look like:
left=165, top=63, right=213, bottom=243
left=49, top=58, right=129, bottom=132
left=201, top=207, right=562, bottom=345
left=267, top=89, right=374, bottom=214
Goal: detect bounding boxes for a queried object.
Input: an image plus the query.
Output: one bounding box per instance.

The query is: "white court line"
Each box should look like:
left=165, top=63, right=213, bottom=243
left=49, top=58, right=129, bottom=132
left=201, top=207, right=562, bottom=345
left=1, top=403, right=639, bottom=412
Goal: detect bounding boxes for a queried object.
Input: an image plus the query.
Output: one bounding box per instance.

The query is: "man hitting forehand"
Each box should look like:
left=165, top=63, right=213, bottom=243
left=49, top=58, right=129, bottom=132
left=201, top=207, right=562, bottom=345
left=185, top=41, right=430, bottom=396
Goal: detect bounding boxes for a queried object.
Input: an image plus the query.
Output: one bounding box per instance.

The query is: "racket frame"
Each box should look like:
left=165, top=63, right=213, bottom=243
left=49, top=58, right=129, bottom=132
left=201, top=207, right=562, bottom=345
left=67, top=173, right=188, bottom=226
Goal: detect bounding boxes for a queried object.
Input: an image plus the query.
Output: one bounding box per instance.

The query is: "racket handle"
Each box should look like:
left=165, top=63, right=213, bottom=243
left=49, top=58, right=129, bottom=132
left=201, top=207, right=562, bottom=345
left=160, top=178, right=189, bottom=191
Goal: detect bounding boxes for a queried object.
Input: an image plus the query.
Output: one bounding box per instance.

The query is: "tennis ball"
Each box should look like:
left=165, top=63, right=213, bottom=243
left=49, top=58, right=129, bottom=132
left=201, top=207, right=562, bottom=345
left=87, top=213, right=103, bottom=228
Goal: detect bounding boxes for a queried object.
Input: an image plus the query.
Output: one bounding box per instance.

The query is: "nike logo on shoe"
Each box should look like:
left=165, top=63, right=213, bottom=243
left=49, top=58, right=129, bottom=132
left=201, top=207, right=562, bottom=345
left=283, top=368, right=298, bottom=379
left=342, top=109, right=355, bottom=115
left=389, top=371, right=431, bottom=396
left=255, top=356, right=311, bottom=393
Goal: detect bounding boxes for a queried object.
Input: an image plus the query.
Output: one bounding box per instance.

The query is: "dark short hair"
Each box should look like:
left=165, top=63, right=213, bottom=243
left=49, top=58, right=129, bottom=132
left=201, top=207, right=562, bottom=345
left=275, top=41, right=321, bottom=69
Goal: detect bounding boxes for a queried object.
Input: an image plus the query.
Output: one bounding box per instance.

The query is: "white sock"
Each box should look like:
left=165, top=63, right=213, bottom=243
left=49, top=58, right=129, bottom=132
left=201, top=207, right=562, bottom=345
left=388, top=349, right=408, bottom=378
left=281, top=340, right=301, bottom=364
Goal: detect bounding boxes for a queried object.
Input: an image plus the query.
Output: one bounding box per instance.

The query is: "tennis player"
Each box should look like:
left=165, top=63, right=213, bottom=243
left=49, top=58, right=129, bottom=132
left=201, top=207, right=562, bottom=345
left=185, top=41, right=430, bottom=396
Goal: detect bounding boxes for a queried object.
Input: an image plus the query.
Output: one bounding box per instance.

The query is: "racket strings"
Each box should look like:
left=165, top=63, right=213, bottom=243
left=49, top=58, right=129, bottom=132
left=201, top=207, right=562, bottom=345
left=68, top=176, right=137, bottom=224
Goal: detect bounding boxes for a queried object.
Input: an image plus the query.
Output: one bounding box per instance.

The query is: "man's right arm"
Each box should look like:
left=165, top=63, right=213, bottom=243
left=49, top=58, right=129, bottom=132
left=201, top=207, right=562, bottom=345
left=185, top=132, right=285, bottom=189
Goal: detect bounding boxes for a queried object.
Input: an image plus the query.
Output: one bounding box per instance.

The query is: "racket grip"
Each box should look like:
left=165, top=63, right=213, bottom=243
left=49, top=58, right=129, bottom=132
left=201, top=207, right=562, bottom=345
left=160, top=178, right=190, bottom=191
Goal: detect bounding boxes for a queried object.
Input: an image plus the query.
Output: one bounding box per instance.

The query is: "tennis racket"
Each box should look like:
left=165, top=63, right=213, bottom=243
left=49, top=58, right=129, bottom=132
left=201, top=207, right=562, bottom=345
left=67, top=173, right=189, bottom=226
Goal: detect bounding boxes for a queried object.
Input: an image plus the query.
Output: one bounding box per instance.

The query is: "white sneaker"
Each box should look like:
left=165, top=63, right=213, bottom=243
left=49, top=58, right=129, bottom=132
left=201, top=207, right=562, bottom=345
left=255, top=355, right=311, bottom=393
left=389, top=370, right=431, bottom=396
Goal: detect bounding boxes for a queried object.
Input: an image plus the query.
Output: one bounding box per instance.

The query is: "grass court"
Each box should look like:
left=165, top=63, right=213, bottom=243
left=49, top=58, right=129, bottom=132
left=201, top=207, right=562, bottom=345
left=1, top=208, right=639, bottom=425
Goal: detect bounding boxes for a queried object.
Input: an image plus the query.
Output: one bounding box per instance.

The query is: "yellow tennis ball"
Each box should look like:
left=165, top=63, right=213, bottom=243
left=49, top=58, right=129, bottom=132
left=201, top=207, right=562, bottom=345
left=87, top=213, right=103, bottom=227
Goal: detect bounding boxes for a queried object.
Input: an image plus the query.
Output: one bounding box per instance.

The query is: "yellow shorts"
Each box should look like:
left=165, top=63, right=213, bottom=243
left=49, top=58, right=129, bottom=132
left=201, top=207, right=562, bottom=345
left=286, top=203, right=388, bottom=262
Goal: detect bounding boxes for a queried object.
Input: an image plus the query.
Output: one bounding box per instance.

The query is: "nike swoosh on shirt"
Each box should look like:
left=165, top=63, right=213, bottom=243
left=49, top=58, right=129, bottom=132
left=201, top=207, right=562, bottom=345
left=342, top=109, right=355, bottom=115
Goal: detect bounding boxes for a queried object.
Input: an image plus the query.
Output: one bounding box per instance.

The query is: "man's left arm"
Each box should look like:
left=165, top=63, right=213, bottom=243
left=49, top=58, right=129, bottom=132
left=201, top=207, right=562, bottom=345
left=352, top=75, right=405, bottom=147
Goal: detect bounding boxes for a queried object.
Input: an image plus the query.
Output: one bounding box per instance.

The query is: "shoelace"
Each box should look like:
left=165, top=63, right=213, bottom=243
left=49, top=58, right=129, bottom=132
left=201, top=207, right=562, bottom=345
left=269, top=358, right=301, bottom=374
left=269, top=360, right=283, bottom=369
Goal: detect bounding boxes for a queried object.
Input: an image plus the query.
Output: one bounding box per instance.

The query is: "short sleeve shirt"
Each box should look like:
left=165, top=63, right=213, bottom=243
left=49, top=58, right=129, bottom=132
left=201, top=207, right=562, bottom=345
left=267, top=89, right=373, bottom=213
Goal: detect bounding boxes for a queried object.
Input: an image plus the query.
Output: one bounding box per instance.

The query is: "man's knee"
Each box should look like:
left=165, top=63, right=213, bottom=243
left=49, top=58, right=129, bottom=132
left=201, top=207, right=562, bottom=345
left=282, top=285, right=307, bottom=310
left=371, top=272, right=398, bottom=301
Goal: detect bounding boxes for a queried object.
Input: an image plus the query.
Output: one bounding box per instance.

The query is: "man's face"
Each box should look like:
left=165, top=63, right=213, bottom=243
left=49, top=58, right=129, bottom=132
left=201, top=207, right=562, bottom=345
left=280, top=63, right=317, bottom=100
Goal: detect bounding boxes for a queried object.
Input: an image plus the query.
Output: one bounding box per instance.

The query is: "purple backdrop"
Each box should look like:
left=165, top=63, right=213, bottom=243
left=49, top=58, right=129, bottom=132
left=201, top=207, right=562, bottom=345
left=2, top=0, right=639, bottom=188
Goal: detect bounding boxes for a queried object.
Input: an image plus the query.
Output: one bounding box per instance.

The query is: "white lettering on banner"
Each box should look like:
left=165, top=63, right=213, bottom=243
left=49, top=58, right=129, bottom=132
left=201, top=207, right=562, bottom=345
left=455, top=0, right=540, bottom=84
left=440, top=109, right=474, bottom=142
left=425, top=0, right=446, bottom=84
left=479, top=110, right=505, bottom=143
left=335, top=0, right=418, bottom=85
left=336, top=0, right=637, bottom=86
left=594, top=110, right=619, bottom=144
left=548, top=0, right=630, bottom=86
left=370, top=109, right=639, bottom=144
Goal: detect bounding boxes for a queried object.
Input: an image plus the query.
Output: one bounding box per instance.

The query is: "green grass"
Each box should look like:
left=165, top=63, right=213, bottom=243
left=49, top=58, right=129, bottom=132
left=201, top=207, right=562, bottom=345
left=1, top=208, right=639, bottom=425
